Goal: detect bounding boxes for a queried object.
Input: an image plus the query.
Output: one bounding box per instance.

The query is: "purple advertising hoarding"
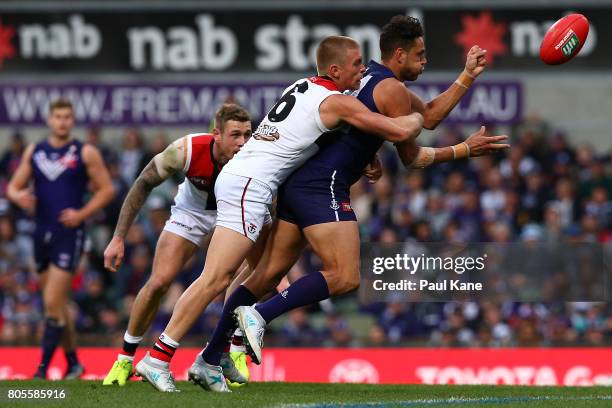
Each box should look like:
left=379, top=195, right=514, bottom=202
left=0, top=81, right=522, bottom=126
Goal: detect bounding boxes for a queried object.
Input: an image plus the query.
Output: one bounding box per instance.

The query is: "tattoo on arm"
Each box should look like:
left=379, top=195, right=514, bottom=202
left=113, top=161, right=165, bottom=238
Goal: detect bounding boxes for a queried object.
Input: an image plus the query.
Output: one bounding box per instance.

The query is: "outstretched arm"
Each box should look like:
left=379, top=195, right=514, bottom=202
left=372, top=75, right=508, bottom=168
left=412, top=45, right=487, bottom=129
left=104, top=137, right=186, bottom=272
left=396, top=126, right=510, bottom=169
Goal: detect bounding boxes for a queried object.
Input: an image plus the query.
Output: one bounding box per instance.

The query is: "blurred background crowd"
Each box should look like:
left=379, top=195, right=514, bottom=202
left=1, top=114, right=610, bottom=349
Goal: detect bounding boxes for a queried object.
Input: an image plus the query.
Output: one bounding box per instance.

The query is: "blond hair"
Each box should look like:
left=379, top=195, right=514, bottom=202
left=315, top=36, right=359, bottom=75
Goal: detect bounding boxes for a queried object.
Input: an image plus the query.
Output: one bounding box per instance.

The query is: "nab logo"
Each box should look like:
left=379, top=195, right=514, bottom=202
left=454, top=11, right=596, bottom=63
left=329, top=359, right=379, bottom=384
left=454, top=11, right=507, bottom=65
left=0, top=19, right=16, bottom=68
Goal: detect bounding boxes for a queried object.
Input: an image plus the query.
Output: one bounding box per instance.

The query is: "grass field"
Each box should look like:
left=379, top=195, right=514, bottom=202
left=1, top=381, right=611, bottom=407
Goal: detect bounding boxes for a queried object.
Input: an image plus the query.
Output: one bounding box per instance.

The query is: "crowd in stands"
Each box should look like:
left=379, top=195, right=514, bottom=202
left=0, top=116, right=610, bottom=347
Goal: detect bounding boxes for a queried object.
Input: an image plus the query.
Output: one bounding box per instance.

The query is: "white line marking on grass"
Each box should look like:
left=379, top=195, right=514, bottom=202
left=275, top=395, right=612, bottom=408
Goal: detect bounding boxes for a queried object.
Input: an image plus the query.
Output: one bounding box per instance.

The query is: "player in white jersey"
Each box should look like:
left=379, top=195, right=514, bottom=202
left=136, top=35, right=423, bottom=393
left=102, top=104, right=253, bottom=387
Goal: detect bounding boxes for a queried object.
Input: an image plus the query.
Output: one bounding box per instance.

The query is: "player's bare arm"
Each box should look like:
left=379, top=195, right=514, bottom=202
left=58, top=144, right=115, bottom=228
left=372, top=72, right=509, bottom=168
left=320, top=94, right=423, bottom=143
left=397, top=126, right=510, bottom=169
left=6, top=143, right=36, bottom=214
left=104, top=138, right=186, bottom=272
left=412, top=45, right=487, bottom=129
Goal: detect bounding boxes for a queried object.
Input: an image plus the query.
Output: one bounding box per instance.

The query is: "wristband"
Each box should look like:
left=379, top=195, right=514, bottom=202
left=455, top=70, right=475, bottom=89
left=463, top=141, right=471, bottom=157
left=451, top=142, right=470, bottom=160
left=409, top=147, right=436, bottom=168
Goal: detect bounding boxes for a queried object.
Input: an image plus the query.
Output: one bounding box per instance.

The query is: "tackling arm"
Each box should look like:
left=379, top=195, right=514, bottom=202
left=320, top=94, right=423, bottom=144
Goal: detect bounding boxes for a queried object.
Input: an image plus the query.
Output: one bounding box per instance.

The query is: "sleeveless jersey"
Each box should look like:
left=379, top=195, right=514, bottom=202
left=173, top=133, right=220, bottom=212
left=31, top=139, right=88, bottom=229
left=307, top=61, right=396, bottom=186
left=221, top=76, right=341, bottom=193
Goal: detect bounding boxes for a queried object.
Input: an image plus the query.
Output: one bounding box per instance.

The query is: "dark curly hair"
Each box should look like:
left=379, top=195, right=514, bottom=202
left=379, top=15, right=424, bottom=59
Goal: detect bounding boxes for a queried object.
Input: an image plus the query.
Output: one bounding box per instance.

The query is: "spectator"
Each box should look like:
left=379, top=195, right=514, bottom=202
left=119, top=128, right=151, bottom=185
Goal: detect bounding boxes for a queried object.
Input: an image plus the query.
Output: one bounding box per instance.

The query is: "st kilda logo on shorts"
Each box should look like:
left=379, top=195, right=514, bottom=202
left=248, top=223, right=257, bottom=234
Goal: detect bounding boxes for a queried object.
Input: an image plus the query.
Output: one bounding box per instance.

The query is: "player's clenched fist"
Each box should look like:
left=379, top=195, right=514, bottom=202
left=104, top=236, right=125, bottom=272
left=464, top=45, right=487, bottom=78
left=362, top=154, right=383, bottom=184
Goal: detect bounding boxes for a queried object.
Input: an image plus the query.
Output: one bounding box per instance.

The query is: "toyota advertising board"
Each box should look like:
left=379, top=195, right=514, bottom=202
left=1, top=348, right=610, bottom=386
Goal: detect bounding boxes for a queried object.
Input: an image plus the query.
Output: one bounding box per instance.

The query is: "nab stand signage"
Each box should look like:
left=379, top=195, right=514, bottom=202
left=0, top=7, right=607, bottom=73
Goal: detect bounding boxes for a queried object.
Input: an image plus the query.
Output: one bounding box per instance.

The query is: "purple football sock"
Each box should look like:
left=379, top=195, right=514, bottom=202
left=39, top=318, right=65, bottom=371
left=65, top=350, right=79, bottom=367
left=202, top=285, right=257, bottom=366
left=255, top=271, right=330, bottom=324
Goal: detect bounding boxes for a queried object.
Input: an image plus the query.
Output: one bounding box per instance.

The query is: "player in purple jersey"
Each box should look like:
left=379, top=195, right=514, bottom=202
left=198, top=15, right=510, bottom=372
left=7, top=99, right=115, bottom=379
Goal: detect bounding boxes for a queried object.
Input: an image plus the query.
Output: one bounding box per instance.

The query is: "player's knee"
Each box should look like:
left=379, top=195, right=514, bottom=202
left=43, top=300, right=63, bottom=319
left=345, top=274, right=361, bottom=293
left=334, top=274, right=360, bottom=295
left=209, top=272, right=233, bottom=294
left=145, top=274, right=173, bottom=297
left=328, top=265, right=360, bottom=295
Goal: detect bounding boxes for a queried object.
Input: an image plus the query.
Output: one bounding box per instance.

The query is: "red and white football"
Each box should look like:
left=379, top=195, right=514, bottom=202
left=539, top=14, right=589, bottom=65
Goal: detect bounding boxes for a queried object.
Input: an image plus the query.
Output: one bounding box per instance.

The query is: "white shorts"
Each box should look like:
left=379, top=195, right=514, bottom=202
left=163, top=205, right=216, bottom=248
left=215, top=172, right=273, bottom=242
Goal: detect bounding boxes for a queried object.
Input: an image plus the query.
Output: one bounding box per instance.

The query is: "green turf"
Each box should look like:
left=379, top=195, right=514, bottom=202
left=0, top=381, right=610, bottom=408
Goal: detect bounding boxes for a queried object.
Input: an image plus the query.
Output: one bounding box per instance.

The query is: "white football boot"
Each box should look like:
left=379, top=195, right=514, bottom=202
left=188, top=355, right=231, bottom=393
left=234, top=306, right=266, bottom=365
left=135, top=352, right=179, bottom=393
